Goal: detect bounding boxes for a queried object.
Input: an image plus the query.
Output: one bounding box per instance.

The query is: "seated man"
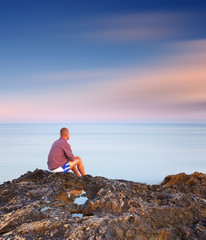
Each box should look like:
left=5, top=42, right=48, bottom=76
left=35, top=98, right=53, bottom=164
left=47, top=127, right=85, bottom=176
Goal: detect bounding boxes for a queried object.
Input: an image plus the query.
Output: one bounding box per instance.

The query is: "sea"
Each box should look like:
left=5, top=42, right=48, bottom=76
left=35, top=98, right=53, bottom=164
left=0, top=123, right=205, bottom=185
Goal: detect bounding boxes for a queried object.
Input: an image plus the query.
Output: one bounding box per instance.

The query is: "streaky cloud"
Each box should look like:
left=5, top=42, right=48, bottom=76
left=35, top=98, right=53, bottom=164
left=0, top=39, right=206, bottom=122
left=65, top=10, right=205, bottom=42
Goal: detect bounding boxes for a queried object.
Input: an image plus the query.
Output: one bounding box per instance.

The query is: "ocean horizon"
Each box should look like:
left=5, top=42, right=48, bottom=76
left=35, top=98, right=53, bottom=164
left=0, top=122, right=205, bottom=185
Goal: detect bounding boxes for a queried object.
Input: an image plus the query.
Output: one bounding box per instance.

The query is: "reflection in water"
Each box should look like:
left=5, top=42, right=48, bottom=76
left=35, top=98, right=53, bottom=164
left=40, top=206, right=51, bottom=212
left=55, top=188, right=87, bottom=218
left=56, top=190, right=72, bottom=202
left=74, top=190, right=88, bottom=205
left=56, top=188, right=88, bottom=205
left=72, top=213, right=83, bottom=218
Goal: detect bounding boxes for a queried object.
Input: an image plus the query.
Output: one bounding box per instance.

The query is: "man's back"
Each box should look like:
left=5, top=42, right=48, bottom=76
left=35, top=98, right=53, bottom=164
left=47, top=127, right=85, bottom=176
left=47, top=137, right=75, bottom=170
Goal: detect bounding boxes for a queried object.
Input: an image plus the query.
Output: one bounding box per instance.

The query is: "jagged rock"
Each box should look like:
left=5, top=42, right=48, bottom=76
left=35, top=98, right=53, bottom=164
left=0, top=169, right=205, bottom=239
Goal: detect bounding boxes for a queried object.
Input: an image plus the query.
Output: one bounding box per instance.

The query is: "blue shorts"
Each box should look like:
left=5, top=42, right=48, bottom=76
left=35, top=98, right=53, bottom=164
left=51, top=162, right=70, bottom=173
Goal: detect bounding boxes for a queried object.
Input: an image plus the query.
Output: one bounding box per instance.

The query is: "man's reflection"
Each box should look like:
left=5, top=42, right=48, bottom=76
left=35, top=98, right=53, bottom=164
left=56, top=189, right=83, bottom=202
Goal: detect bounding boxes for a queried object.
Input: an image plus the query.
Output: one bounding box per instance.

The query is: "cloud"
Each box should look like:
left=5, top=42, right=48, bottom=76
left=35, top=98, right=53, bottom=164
left=0, top=39, right=206, bottom=122
left=65, top=11, right=204, bottom=43
left=0, top=69, right=131, bottom=92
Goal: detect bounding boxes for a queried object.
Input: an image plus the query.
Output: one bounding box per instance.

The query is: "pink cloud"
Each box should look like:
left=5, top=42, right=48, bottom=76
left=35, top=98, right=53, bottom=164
left=0, top=39, right=206, bottom=122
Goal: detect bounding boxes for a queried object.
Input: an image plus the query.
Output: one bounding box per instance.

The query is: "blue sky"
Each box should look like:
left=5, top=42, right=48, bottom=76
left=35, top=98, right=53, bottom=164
left=0, top=0, right=206, bottom=122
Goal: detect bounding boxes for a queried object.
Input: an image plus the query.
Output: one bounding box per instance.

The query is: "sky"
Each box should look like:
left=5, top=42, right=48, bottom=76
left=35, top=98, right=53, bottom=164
left=0, top=0, right=206, bottom=123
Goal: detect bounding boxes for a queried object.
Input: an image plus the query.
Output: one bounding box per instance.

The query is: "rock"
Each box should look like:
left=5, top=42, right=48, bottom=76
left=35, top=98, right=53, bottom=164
left=0, top=169, right=205, bottom=239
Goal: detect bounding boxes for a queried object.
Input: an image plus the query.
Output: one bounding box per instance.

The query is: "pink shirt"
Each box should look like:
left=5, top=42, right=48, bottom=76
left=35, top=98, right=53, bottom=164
left=47, top=137, right=75, bottom=170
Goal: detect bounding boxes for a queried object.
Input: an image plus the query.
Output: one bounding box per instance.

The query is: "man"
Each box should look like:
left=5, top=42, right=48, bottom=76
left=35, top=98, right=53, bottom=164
left=47, top=127, right=85, bottom=176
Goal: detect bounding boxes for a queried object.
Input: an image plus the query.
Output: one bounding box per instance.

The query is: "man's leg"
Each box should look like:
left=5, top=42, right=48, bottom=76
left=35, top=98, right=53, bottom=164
left=69, top=156, right=85, bottom=176
left=72, top=166, right=81, bottom=177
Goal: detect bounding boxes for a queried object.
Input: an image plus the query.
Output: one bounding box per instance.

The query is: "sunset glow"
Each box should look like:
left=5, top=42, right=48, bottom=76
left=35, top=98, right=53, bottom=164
left=0, top=1, right=206, bottom=123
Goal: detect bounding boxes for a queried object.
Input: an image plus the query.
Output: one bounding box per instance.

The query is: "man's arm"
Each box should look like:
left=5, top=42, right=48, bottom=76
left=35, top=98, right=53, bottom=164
left=63, top=142, right=75, bottom=161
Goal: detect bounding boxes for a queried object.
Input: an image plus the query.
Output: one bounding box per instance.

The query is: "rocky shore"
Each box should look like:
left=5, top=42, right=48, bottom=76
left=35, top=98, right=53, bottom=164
left=0, top=170, right=205, bottom=240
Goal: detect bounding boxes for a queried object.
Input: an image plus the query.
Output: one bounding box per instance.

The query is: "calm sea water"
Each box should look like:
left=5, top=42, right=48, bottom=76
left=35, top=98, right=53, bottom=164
left=0, top=123, right=205, bottom=184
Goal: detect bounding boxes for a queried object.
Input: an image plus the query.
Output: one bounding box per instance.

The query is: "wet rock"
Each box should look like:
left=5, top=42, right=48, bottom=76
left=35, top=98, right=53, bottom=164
left=0, top=169, right=205, bottom=239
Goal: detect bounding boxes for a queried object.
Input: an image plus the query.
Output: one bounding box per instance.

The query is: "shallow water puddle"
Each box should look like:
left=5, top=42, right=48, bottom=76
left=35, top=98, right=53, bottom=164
left=56, top=188, right=88, bottom=205
left=45, top=196, right=50, bottom=203
left=55, top=187, right=88, bottom=218
left=72, top=213, right=83, bottom=218
left=41, top=206, right=51, bottom=212
left=72, top=190, right=88, bottom=205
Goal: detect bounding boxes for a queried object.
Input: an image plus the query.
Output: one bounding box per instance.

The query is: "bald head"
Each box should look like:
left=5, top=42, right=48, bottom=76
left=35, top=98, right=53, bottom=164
left=60, top=128, right=70, bottom=140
